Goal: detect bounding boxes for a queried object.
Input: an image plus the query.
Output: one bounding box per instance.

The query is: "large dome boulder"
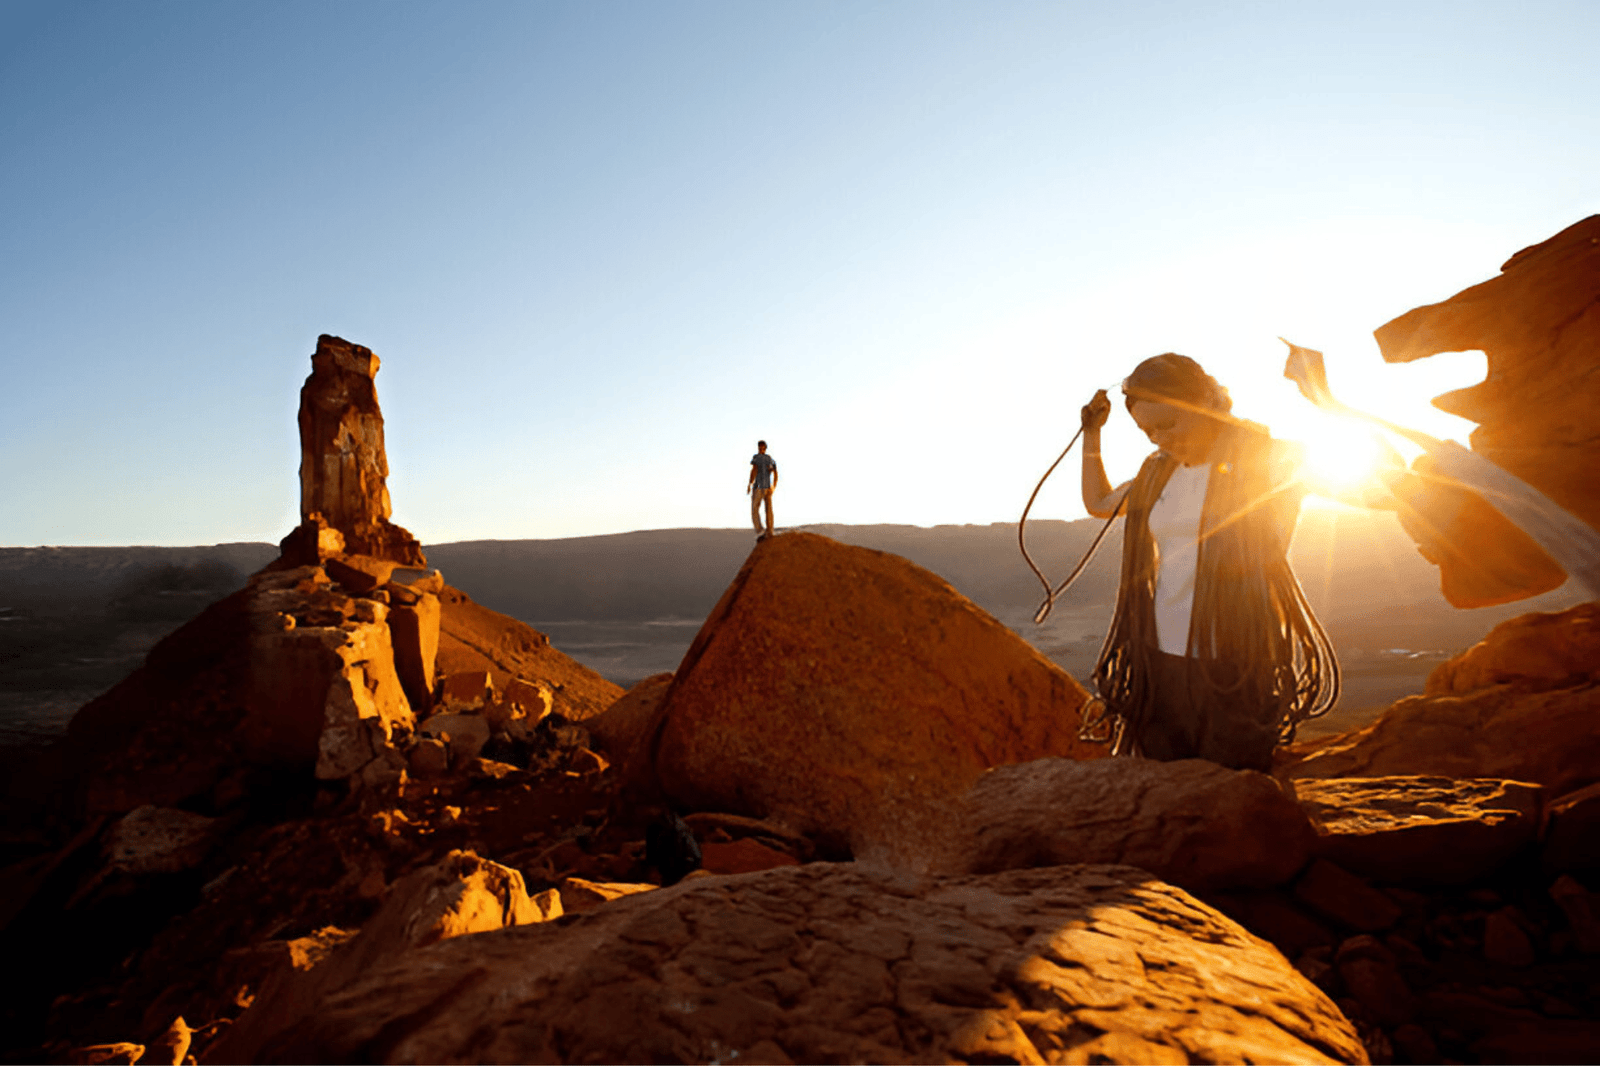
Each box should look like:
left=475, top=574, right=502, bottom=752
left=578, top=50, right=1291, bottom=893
left=632, top=532, right=1103, bottom=858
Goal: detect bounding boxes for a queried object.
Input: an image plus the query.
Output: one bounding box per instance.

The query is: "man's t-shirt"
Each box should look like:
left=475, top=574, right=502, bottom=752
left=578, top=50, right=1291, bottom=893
left=751, top=452, right=777, bottom=493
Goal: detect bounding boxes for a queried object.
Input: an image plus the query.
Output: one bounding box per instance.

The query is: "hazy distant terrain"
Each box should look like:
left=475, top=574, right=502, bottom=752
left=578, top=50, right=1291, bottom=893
left=0, top=513, right=1581, bottom=742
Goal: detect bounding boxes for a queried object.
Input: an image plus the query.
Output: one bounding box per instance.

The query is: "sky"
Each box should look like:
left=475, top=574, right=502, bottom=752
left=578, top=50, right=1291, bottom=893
left=2, top=1, right=1597, bottom=547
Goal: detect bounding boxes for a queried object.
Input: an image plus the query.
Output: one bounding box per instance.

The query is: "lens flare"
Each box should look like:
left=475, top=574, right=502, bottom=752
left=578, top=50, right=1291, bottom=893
left=1277, top=411, right=1394, bottom=500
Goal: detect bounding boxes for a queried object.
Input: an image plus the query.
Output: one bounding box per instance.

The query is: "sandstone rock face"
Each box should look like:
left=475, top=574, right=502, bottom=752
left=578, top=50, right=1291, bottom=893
left=217, top=863, right=1366, bottom=1065
left=284, top=335, right=425, bottom=567
left=644, top=533, right=1103, bottom=856
left=240, top=567, right=414, bottom=780
left=1285, top=607, right=1600, bottom=797
left=1285, top=686, right=1599, bottom=796
left=1294, top=776, right=1541, bottom=885
left=1375, top=216, right=1600, bottom=607
left=1425, top=602, right=1600, bottom=696
left=934, top=757, right=1315, bottom=892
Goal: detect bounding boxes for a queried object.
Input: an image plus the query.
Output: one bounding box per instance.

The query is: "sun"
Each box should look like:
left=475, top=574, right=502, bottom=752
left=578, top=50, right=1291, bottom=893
left=1286, top=413, right=1391, bottom=497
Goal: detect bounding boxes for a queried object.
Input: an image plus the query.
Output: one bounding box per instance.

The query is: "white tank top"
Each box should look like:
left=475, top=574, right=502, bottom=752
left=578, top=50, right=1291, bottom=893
left=1148, top=461, right=1212, bottom=655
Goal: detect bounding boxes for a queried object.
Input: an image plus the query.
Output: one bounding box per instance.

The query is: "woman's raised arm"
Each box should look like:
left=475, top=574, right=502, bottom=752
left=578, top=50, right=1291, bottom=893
left=1081, top=390, right=1132, bottom=518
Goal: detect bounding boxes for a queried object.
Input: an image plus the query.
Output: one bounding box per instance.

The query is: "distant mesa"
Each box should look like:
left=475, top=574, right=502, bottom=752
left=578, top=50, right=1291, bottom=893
left=1376, top=215, right=1600, bottom=608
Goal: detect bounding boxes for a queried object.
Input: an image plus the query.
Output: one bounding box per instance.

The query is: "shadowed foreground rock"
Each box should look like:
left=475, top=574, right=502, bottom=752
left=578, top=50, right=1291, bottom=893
left=933, top=757, right=1316, bottom=893
left=1294, top=775, right=1542, bottom=885
left=217, top=863, right=1366, bottom=1066
left=635, top=531, right=1104, bottom=858
left=210, top=850, right=556, bottom=1063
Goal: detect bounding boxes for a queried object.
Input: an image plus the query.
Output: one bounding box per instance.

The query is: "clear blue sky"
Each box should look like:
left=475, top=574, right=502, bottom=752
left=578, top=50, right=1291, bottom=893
left=3, top=1, right=1596, bottom=546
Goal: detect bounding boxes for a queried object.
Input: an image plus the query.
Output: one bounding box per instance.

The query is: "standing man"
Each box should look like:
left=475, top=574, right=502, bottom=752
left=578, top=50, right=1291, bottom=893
left=747, top=440, right=778, bottom=540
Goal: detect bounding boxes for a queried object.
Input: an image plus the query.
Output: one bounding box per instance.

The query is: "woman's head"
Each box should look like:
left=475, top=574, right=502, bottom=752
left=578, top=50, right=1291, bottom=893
left=1122, top=353, right=1232, bottom=463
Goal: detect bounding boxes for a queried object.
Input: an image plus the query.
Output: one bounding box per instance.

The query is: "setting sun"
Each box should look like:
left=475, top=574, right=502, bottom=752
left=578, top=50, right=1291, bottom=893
left=1283, top=413, right=1393, bottom=498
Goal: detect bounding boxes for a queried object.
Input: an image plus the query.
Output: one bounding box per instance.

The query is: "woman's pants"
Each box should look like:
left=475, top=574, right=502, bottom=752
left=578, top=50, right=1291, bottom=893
left=1126, top=650, right=1279, bottom=772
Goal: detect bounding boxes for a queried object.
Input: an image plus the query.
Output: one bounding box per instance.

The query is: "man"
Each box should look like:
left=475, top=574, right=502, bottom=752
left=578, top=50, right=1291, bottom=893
left=747, top=440, right=778, bottom=540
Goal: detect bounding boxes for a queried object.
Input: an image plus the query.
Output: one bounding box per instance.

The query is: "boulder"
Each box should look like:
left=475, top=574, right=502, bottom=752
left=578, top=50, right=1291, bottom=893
left=214, top=863, right=1367, bottom=1065
left=437, top=670, right=494, bottom=713
left=239, top=568, right=414, bottom=781
left=1335, top=935, right=1417, bottom=1028
left=1374, top=215, right=1600, bottom=607
left=211, top=850, right=549, bottom=1063
left=558, top=877, right=658, bottom=913
left=1291, top=860, right=1401, bottom=932
left=933, top=757, right=1316, bottom=892
left=488, top=677, right=552, bottom=731
left=407, top=737, right=449, bottom=778
left=104, top=806, right=217, bottom=875
left=1549, top=876, right=1600, bottom=954
left=586, top=672, right=671, bottom=766
left=1543, top=782, right=1600, bottom=874
left=433, top=586, right=623, bottom=722
left=1294, top=776, right=1542, bottom=885
left=642, top=532, right=1104, bottom=856
left=322, top=554, right=399, bottom=594
left=1283, top=683, right=1600, bottom=797
left=1426, top=602, right=1600, bottom=696
left=390, top=567, right=445, bottom=595
left=417, top=713, right=490, bottom=764
left=1482, top=907, right=1536, bottom=967
left=280, top=335, right=425, bottom=567
left=387, top=591, right=439, bottom=714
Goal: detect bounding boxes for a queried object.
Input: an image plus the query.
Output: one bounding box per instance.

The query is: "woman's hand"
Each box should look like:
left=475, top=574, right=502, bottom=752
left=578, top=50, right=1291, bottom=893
left=1081, top=389, right=1111, bottom=430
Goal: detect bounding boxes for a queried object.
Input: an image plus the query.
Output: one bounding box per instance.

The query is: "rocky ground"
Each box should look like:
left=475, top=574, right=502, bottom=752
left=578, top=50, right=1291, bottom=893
left=1, top=531, right=1597, bottom=1064
left=8, top=254, right=1600, bottom=1066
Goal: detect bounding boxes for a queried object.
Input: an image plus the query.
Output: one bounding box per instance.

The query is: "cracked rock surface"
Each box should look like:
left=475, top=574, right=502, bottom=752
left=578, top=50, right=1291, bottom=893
left=933, top=757, right=1315, bottom=892
left=228, top=862, right=1366, bottom=1065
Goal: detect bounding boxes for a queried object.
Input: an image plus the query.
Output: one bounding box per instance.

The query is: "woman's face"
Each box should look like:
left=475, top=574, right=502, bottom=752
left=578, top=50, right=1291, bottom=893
left=1129, top=398, right=1216, bottom=464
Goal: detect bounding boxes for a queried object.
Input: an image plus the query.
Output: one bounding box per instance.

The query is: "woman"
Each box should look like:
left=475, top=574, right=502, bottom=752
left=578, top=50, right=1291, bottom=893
left=1079, top=353, right=1338, bottom=772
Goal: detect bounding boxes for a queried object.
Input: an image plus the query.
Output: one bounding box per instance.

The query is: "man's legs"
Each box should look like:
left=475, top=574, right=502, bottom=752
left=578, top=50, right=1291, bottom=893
left=751, top=489, right=767, bottom=534
left=762, top=490, right=775, bottom=536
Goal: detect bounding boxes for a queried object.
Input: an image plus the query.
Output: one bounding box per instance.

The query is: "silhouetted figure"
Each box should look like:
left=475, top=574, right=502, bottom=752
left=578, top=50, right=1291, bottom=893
left=747, top=440, right=778, bottom=540
left=645, top=809, right=702, bottom=885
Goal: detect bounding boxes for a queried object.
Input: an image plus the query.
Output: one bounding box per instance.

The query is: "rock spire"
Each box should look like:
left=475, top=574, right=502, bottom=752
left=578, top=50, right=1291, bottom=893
left=279, top=334, right=426, bottom=567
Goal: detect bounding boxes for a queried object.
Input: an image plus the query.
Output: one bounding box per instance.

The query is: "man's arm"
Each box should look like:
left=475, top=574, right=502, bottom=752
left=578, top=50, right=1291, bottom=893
left=769, top=461, right=778, bottom=490
left=747, top=461, right=756, bottom=494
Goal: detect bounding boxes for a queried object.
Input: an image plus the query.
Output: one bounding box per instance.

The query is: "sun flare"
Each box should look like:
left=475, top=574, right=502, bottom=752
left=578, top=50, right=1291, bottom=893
left=1286, top=414, right=1390, bottom=496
